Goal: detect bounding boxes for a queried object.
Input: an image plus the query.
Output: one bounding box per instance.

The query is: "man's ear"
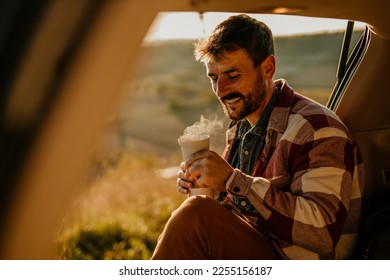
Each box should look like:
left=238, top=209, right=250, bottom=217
left=262, top=55, right=276, bottom=78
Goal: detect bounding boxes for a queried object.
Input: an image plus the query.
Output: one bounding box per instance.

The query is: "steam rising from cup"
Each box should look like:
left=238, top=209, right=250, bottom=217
left=182, top=115, right=224, bottom=137
left=178, top=115, right=224, bottom=158
left=177, top=115, right=224, bottom=198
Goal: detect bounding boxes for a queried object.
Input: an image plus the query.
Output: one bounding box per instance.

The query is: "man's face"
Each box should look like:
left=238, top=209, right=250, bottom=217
left=205, top=49, right=267, bottom=122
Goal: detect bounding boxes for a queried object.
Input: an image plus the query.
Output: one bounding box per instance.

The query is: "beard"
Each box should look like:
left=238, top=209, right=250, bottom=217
left=219, top=83, right=267, bottom=122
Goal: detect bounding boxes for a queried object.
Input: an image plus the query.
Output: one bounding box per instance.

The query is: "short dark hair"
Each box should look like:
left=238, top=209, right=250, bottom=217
left=194, top=14, right=274, bottom=67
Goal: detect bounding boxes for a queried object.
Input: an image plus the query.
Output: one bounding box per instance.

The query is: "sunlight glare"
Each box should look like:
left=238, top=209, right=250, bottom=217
left=144, top=12, right=365, bottom=42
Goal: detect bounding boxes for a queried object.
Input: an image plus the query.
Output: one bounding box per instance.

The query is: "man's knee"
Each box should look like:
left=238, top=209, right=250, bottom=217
left=171, top=195, right=219, bottom=222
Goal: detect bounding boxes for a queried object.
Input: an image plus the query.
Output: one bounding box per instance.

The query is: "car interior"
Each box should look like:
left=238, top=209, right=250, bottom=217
left=1, top=0, right=389, bottom=259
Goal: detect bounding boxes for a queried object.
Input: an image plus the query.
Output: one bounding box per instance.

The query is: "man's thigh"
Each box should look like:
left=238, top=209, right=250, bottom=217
left=152, top=195, right=280, bottom=259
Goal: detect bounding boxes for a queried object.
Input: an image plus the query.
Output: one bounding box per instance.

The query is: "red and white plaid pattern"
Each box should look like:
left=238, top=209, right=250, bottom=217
left=223, top=79, right=364, bottom=259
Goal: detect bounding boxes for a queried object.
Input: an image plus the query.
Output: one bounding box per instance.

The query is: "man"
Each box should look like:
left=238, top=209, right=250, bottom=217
left=151, top=14, right=364, bottom=260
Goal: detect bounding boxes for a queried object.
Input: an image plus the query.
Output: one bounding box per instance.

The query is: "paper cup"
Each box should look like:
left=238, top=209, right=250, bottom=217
left=177, top=134, right=214, bottom=198
left=178, top=134, right=209, bottom=160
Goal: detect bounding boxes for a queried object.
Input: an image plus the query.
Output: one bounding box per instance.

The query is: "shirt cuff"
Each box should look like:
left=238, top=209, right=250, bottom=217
left=226, top=169, right=254, bottom=197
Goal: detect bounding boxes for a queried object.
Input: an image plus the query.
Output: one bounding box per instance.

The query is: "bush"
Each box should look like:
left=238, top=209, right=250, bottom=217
left=57, top=220, right=159, bottom=260
left=55, top=151, right=184, bottom=260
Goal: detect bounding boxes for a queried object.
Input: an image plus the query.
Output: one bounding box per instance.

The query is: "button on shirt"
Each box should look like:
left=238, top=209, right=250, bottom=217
left=228, top=88, right=279, bottom=214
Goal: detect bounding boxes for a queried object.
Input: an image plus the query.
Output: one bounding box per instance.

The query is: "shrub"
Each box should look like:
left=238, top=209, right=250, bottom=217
left=55, top=151, right=184, bottom=260
left=57, top=220, right=157, bottom=260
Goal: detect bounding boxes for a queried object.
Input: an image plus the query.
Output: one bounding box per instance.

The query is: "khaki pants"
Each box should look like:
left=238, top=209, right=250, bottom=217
left=151, top=195, right=281, bottom=260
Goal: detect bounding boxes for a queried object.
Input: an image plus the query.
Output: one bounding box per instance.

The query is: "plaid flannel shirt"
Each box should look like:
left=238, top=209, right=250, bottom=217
left=222, top=79, right=364, bottom=259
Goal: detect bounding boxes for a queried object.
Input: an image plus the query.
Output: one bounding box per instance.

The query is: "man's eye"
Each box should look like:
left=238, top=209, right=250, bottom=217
left=228, top=74, right=239, bottom=80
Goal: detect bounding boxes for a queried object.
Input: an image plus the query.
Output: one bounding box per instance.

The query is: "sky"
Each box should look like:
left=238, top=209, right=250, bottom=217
left=144, top=12, right=365, bottom=42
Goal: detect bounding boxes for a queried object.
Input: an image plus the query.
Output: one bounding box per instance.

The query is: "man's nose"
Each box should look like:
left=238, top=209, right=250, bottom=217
left=215, top=78, right=228, bottom=97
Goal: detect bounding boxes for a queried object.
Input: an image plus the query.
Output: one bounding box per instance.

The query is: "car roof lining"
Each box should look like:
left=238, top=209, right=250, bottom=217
left=174, top=0, right=390, bottom=40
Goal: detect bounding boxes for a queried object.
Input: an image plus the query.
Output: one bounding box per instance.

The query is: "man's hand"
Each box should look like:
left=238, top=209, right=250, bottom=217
left=176, top=150, right=234, bottom=194
left=176, top=161, right=195, bottom=195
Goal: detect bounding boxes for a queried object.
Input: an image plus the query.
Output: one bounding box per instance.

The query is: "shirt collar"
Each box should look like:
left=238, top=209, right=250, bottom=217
left=237, top=86, right=280, bottom=138
left=267, top=79, right=295, bottom=134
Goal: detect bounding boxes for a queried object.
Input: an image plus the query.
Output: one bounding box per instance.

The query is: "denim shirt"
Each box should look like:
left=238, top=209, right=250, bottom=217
left=228, top=88, right=279, bottom=214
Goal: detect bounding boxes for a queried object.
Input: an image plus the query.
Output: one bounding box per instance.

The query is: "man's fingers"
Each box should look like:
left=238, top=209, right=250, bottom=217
left=184, top=150, right=208, bottom=169
left=177, top=186, right=189, bottom=195
left=177, top=177, right=194, bottom=189
left=177, top=168, right=195, bottom=182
